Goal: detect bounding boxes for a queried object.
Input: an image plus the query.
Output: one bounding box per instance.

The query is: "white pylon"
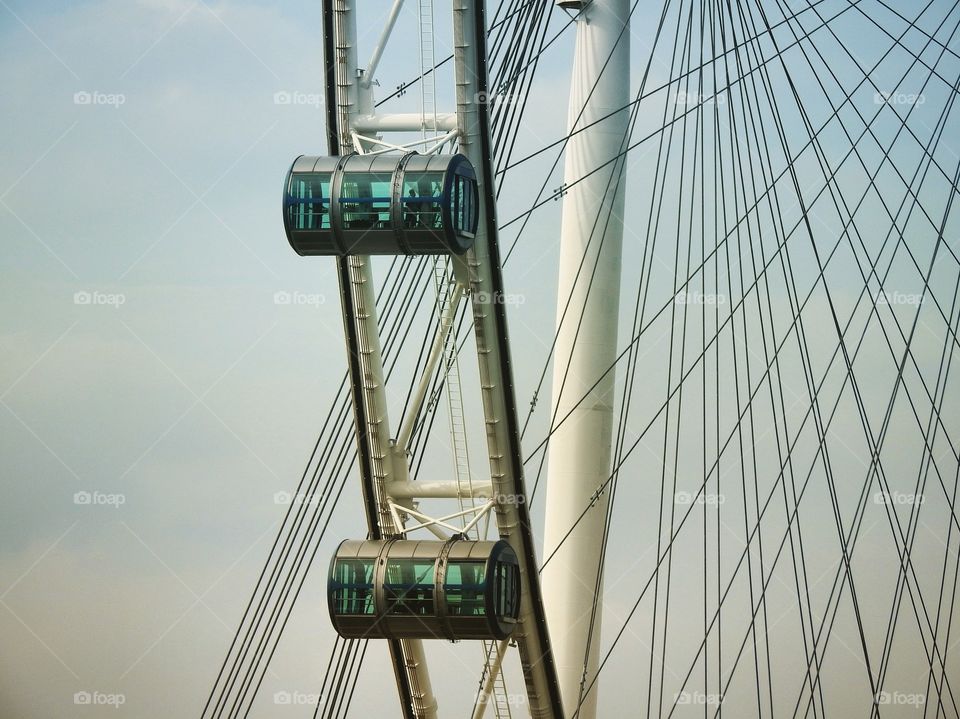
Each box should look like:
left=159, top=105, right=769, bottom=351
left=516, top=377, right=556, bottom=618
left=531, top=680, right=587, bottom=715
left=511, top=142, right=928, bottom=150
left=542, top=1, right=630, bottom=717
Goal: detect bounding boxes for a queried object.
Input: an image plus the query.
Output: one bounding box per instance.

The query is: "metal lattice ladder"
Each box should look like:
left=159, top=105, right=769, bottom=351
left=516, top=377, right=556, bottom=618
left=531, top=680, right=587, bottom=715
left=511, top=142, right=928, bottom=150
left=480, top=641, right=512, bottom=719
left=432, top=259, right=473, bottom=511
left=433, top=261, right=510, bottom=718
left=418, top=0, right=437, bottom=134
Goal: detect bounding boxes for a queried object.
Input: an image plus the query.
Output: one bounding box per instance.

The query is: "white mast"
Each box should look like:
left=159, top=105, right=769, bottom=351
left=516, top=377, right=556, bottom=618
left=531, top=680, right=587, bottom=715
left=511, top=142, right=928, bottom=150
left=542, top=1, right=630, bottom=717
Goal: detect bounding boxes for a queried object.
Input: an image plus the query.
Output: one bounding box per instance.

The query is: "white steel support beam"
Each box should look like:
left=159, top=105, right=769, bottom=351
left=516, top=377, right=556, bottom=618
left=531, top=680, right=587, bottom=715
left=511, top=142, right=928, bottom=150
left=353, top=112, right=458, bottom=133
left=326, top=2, right=560, bottom=716
left=453, top=2, right=564, bottom=717
left=361, top=0, right=405, bottom=90
left=346, top=255, right=399, bottom=533
left=541, top=1, right=631, bottom=717
left=333, top=1, right=365, bottom=142
left=395, top=283, right=464, bottom=452
left=388, top=479, right=494, bottom=499
left=331, top=3, right=437, bottom=717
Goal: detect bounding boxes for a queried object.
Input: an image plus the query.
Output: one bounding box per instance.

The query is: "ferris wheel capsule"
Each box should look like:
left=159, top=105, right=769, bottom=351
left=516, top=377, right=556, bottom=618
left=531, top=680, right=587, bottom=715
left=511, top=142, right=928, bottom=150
left=282, top=152, right=479, bottom=256
left=327, top=538, right=521, bottom=641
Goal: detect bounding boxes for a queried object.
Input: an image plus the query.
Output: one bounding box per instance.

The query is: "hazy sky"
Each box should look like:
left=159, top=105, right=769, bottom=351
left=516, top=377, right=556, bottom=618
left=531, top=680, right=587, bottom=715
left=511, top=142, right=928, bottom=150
left=0, top=2, right=572, bottom=716
left=2, top=1, right=960, bottom=718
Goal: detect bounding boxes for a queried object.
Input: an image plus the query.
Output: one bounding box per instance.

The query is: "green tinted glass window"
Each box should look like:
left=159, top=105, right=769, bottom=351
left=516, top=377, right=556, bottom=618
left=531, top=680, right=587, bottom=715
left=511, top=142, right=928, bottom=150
left=455, top=175, right=470, bottom=232
left=445, top=561, right=486, bottom=617
left=453, top=174, right=477, bottom=236
left=332, top=559, right=374, bottom=615
left=289, top=173, right=331, bottom=230
left=494, top=561, right=519, bottom=619
left=401, top=171, right=443, bottom=230
left=384, top=559, right=436, bottom=616
left=339, top=172, right=393, bottom=230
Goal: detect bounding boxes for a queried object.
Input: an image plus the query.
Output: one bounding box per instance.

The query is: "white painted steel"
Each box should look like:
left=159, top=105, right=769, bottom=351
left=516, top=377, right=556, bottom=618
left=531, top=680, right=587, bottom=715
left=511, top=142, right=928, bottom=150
left=332, top=3, right=437, bottom=716
left=453, top=2, right=561, bottom=717
left=418, top=0, right=437, bottom=134
left=388, top=479, right=494, bottom=499
left=328, top=2, right=561, bottom=715
left=361, top=0, right=405, bottom=89
left=395, top=283, right=464, bottom=452
left=346, top=256, right=438, bottom=717
left=541, top=1, right=630, bottom=717
left=352, top=112, right=458, bottom=133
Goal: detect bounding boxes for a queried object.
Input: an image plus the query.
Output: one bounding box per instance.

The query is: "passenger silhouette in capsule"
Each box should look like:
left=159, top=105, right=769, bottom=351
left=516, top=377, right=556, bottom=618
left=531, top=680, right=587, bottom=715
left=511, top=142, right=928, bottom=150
left=405, top=189, right=419, bottom=228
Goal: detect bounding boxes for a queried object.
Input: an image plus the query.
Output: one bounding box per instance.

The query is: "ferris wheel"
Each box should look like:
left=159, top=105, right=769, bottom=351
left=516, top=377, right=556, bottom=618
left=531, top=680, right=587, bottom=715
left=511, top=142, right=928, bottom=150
left=203, top=0, right=960, bottom=717
left=292, top=3, right=587, bottom=716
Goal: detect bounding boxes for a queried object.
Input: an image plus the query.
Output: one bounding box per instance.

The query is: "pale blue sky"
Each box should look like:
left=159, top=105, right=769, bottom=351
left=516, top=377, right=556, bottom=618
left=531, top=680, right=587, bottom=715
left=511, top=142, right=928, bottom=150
left=2, top=1, right=960, bottom=717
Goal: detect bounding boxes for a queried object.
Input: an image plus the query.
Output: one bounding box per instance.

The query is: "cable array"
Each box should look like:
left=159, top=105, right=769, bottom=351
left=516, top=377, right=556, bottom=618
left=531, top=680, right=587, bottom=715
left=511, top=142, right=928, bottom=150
left=206, top=0, right=960, bottom=715
left=510, top=0, right=960, bottom=716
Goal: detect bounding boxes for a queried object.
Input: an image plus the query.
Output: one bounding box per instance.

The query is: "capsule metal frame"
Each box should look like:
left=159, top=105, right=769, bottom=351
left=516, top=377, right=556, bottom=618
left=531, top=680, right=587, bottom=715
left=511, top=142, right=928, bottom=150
left=283, top=152, right=479, bottom=257
left=327, top=538, right=520, bottom=641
